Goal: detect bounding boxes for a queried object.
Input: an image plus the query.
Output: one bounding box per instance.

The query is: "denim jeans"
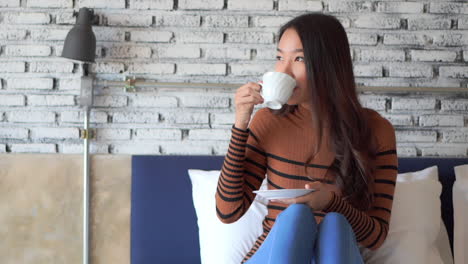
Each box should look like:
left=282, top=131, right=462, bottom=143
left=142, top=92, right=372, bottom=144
left=245, top=204, right=364, bottom=264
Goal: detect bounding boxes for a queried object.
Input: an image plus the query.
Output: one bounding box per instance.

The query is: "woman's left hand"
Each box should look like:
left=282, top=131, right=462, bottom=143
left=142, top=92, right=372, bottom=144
left=271, top=181, right=333, bottom=211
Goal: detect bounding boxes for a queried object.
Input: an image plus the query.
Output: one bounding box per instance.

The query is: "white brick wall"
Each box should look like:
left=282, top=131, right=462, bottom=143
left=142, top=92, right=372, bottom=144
left=419, top=115, right=464, bottom=127
left=376, top=2, right=424, bottom=14
left=410, top=50, right=457, bottom=62
left=178, top=0, right=223, bottom=10
left=0, top=29, right=27, bottom=40
left=354, top=15, right=400, bottom=29
left=177, top=64, right=226, bottom=75
left=430, top=3, right=468, bottom=14
left=177, top=32, right=224, bottom=43
left=7, top=78, right=54, bottom=90
left=29, top=61, right=74, bottom=73
left=109, top=45, right=152, bottom=58
left=28, top=95, right=75, bottom=106
left=113, top=111, right=159, bottom=123
left=354, top=64, right=383, bottom=77
left=130, top=95, right=178, bottom=108
left=228, top=0, right=273, bottom=11
left=0, top=1, right=467, bottom=156
left=408, top=17, right=451, bottom=31
left=227, top=32, right=274, bottom=44
left=128, top=63, right=175, bottom=74
left=443, top=130, right=468, bottom=143
left=5, top=45, right=51, bottom=57
left=205, top=16, right=249, bottom=28
left=60, top=111, right=108, bottom=123
left=130, top=0, right=173, bottom=10
left=359, top=49, right=405, bottom=62
left=77, top=0, right=125, bottom=9
left=383, top=33, right=428, bottom=45
left=0, top=128, right=29, bottom=139
left=392, top=98, right=436, bottom=111
left=396, top=130, right=438, bottom=143
left=161, top=141, right=213, bottom=155
left=421, top=146, right=467, bottom=157
left=383, top=114, right=414, bottom=126
left=10, top=144, right=57, bottom=153
left=134, top=129, right=181, bottom=140
left=31, top=127, right=79, bottom=140
left=107, top=14, right=153, bottom=27
left=388, top=64, right=433, bottom=78
left=0, top=0, right=20, bottom=7
left=27, top=0, right=72, bottom=8
left=30, top=29, right=69, bottom=41
left=6, top=111, right=56, bottom=123
left=278, top=0, right=323, bottom=12
left=0, top=62, right=25, bottom=73
left=188, top=129, right=230, bottom=140
left=155, top=46, right=200, bottom=59
left=441, top=99, right=468, bottom=112
left=4, top=12, right=51, bottom=24
left=180, top=95, right=229, bottom=108
left=156, top=15, right=200, bottom=27
left=96, top=128, right=131, bottom=140
left=131, top=31, right=173, bottom=43
left=0, top=95, right=25, bottom=106
left=205, top=48, right=250, bottom=60
left=60, top=143, right=109, bottom=154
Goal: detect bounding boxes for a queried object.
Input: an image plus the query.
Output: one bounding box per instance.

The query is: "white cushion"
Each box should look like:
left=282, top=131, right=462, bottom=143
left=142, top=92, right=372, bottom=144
left=189, top=166, right=452, bottom=264
left=361, top=166, right=450, bottom=264
left=188, top=169, right=268, bottom=264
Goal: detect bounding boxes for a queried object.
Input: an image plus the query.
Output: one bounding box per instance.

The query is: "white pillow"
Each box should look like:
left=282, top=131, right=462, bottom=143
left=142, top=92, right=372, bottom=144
left=361, top=166, right=449, bottom=264
left=188, top=169, right=268, bottom=264
left=454, top=165, right=468, bottom=264
left=189, top=166, right=452, bottom=264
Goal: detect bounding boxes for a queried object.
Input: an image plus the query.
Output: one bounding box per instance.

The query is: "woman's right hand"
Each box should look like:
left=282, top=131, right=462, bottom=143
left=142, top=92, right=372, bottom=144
left=234, top=82, right=264, bottom=130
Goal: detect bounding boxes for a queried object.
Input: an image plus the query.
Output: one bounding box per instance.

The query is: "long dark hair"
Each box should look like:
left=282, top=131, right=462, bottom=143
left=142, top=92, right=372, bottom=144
left=272, top=13, right=378, bottom=211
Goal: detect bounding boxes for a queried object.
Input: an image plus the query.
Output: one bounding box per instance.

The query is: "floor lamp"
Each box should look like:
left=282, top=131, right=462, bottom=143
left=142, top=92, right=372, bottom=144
left=61, top=7, right=96, bottom=264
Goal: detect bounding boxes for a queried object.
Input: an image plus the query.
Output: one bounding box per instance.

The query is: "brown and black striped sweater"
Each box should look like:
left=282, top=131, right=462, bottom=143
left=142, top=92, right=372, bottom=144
left=215, top=104, right=398, bottom=263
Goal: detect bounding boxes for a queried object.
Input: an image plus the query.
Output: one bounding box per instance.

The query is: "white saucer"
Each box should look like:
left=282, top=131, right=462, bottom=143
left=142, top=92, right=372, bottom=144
left=253, top=189, right=316, bottom=200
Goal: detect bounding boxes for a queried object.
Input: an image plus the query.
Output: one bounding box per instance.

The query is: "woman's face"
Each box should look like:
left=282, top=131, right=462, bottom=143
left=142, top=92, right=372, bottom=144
left=274, top=28, right=311, bottom=106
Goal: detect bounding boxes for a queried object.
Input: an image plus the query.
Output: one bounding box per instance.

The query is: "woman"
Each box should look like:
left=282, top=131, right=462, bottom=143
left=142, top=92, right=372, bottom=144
left=215, top=13, right=398, bottom=264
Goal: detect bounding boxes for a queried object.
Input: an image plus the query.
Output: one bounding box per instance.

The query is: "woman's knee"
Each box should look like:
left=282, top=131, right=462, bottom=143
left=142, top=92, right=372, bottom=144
left=279, top=204, right=312, bottom=218
left=323, top=212, right=347, bottom=223
left=276, top=204, right=315, bottom=225
left=322, top=212, right=352, bottom=230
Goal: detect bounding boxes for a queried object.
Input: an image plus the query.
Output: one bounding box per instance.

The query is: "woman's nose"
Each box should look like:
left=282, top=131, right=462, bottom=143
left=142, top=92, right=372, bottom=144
left=275, top=61, right=294, bottom=78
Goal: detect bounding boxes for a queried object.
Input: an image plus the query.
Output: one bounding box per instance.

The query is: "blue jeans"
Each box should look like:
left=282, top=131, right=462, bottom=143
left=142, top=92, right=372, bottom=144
left=245, top=204, right=364, bottom=264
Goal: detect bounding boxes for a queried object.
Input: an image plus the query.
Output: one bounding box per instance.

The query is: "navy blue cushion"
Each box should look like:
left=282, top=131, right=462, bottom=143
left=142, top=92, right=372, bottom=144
left=131, top=156, right=468, bottom=263
left=131, top=156, right=224, bottom=264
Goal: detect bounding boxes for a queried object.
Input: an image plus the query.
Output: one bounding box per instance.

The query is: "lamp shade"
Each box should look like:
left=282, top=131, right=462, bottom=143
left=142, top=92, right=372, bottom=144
left=62, top=7, right=96, bottom=63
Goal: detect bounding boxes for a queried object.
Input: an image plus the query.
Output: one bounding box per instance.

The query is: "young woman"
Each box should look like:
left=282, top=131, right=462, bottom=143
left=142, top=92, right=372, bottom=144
left=215, top=13, right=398, bottom=264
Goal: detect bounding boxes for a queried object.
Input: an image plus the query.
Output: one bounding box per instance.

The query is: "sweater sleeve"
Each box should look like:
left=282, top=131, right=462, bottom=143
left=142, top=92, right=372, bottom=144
left=215, top=116, right=268, bottom=224
left=323, top=116, right=398, bottom=250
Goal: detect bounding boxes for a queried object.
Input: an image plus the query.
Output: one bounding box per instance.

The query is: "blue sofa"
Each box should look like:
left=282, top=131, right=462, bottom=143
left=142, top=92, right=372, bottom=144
left=131, top=156, right=468, bottom=264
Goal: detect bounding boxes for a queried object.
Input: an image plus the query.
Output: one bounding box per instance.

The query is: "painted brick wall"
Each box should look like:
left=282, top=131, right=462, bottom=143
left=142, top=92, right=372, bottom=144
left=0, top=0, right=467, bottom=156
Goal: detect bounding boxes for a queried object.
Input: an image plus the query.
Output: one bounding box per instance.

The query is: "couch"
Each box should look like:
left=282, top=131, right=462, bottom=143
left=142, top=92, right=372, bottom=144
left=130, top=156, right=468, bottom=264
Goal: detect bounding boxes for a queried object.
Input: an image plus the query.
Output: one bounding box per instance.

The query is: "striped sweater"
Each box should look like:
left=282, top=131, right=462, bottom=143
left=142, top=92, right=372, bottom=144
left=215, top=104, right=398, bottom=263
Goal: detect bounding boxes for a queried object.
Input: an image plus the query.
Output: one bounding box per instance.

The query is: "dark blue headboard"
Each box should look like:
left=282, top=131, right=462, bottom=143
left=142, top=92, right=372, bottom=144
left=131, top=156, right=468, bottom=264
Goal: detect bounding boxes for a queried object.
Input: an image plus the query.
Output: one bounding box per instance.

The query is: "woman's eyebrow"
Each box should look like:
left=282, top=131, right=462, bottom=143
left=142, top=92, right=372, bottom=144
left=276, top=48, right=304, bottom=53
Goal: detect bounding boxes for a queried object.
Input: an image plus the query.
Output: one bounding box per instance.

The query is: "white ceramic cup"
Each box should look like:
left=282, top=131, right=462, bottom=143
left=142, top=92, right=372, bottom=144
left=259, top=71, right=297, bottom=110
